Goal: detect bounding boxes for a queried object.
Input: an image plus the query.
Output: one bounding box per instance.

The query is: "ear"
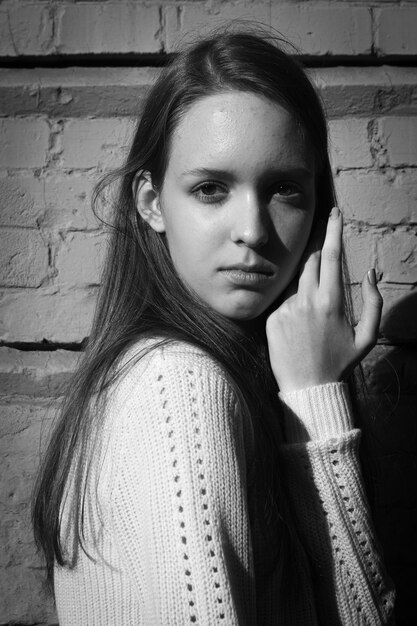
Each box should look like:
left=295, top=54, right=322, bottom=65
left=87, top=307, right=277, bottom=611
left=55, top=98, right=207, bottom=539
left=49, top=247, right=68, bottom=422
left=133, top=171, right=165, bottom=233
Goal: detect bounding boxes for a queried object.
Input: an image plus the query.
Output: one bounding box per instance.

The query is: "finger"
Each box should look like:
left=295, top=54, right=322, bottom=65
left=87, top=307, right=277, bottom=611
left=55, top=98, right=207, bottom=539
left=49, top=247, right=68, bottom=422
left=354, top=269, right=383, bottom=355
left=297, top=219, right=326, bottom=296
left=319, top=206, right=343, bottom=300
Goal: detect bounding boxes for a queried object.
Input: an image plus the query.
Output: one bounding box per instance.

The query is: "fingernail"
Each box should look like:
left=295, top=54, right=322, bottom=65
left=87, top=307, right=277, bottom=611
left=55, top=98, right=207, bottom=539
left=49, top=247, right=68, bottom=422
left=367, top=268, right=377, bottom=285
left=329, top=206, right=340, bottom=220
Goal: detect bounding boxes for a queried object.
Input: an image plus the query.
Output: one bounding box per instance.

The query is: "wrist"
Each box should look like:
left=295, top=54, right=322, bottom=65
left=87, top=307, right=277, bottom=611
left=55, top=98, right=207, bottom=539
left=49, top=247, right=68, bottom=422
left=277, top=375, right=340, bottom=395
left=278, top=382, right=354, bottom=443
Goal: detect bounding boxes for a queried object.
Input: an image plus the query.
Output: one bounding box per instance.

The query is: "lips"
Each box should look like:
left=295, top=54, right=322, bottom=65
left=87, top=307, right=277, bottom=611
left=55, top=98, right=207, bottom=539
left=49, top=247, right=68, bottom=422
left=219, top=262, right=275, bottom=288
left=221, top=262, right=274, bottom=275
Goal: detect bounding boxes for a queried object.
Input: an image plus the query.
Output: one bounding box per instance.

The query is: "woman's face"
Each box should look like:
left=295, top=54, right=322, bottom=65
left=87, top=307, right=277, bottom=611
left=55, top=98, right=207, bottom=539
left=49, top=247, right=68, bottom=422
left=157, top=91, right=316, bottom=320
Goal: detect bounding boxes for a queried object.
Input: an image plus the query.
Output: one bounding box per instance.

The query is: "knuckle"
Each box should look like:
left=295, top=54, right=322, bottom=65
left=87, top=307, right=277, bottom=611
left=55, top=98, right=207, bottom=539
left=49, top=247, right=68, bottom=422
left=319, top=294, right=332, bottom=309
left=318, top=294, right=338, bottom=314
left=370, top=292, right=383, bottom=308
left=297, top=295, right=312, bottom=309
left=321, top=247, right=340, bottom=263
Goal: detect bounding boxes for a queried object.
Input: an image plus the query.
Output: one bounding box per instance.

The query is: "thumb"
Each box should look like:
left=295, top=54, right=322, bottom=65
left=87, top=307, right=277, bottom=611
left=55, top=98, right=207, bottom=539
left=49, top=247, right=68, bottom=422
left=354, top=269, right=383, bottom=354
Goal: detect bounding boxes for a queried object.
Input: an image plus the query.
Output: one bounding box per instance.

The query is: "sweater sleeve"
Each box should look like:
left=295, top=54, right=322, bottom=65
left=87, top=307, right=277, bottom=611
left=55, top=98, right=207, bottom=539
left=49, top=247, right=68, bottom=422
left=107, top=344, right=256, bottom=626
left=277, top=382, right=396, bottom=625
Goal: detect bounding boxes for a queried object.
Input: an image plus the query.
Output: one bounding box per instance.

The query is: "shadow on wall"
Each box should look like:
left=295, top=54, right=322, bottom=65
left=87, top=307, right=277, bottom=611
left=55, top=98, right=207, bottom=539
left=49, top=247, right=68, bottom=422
left=365, top=291, right=417, bottom=626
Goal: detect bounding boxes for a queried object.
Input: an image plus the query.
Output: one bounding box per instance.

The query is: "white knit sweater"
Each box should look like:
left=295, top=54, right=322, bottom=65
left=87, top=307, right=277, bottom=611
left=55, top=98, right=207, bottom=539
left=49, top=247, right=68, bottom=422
left=54, top=339, right=395, bottom=625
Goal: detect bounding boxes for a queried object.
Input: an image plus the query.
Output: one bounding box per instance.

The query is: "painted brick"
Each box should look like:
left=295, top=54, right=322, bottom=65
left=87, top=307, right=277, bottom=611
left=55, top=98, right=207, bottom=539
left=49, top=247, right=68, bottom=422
left=0, top=401, right=54, bottom=517
left=315, top=66, right=417, bottom=118
left=57, top=2, right=162, bottom=54
left=375, top=7, right=417, bottom=55
left=0, top=400, right=58, bottom=623
left=165, top=3, right=372, bottom=55
left=377, top=229, right=417, bottom=284
left=2, top=67, right=417, bottom=119
left=0, top=228, right=49, bottom=288
left=328, top=118, right=373, bottom=169
left=343, top=226, right=376, bottom=284
left=0, top=118, right=49, bottom=169
left=271, top=3, right=372, bottom=56
left=164, top=2, right=268, bottom=52
left=0, top=174, right=45, bottom=228
left=381, top=117, right=417, bottom=166
left=55, top=231, right=108, bottom=287
left=41, top=172, right=101, bottom=231
left=0, top=562, right=57, bottom=623
left=0, top=347, right=79, bottom=398
left=0, top=405, right=51, bottom=516
left=335, top=170, right=417, bottom=224
left=0, top=67, right=159, bottom=117
left=0, top=172, right=102, bottom=231
left=61, top=118, right=134, bottom=169
left=0, top=288, right=98, bottom=343
left=0, top=404, right=46, bottom=500
left=0, top=3, right=53, bottom=57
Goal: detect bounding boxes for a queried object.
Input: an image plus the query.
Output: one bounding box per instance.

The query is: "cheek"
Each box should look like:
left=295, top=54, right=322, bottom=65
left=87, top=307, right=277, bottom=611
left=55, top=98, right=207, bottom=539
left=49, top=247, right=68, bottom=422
left=271, top=209, right=315, bottom=255
left=162, top=198, right=225, bottom=254
left=163, top=212, right=219, bottom=272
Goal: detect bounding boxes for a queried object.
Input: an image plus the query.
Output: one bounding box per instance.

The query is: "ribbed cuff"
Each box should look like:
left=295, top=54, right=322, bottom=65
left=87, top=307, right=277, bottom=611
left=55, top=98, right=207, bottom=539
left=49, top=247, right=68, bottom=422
left=278, top=382, right=354, bottom=443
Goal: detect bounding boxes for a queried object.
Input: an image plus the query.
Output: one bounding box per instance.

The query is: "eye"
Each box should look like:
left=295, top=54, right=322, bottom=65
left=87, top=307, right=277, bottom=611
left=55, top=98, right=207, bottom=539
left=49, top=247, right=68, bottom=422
left=193, top=181, right=228, bottom=204
left=272, top=182, right=302, bottom=197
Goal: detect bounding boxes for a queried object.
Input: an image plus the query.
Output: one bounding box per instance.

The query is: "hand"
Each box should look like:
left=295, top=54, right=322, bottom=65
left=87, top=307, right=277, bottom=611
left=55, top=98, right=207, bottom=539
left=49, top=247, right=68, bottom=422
left=265, top=207, right=383, bottom=394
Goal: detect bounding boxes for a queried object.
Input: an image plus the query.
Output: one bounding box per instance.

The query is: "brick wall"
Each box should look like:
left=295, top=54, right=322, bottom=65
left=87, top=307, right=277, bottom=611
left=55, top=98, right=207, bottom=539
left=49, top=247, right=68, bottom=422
left=0, top=1, right=416, bottom=624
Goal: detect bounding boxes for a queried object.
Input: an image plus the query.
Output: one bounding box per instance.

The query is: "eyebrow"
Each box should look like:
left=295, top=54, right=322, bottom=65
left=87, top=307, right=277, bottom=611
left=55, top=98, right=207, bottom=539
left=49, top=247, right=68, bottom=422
left=180, top=166, right=314, bottom=181
left=180, top=167, right=234, bottom=179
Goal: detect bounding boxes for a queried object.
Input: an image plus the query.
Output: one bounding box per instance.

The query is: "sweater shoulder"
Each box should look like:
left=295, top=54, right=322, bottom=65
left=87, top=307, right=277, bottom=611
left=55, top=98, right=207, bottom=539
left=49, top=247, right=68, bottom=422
left=110, top=337, right=234, bottom=404
left=99, top=336, right=253, bottom=510
left=100, top=336, right=246, bottom=456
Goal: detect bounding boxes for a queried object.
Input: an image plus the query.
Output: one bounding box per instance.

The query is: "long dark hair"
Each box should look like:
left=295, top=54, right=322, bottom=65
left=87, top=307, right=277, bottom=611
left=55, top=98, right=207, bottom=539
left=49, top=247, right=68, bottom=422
left=32, top=28, right=362, bottom=590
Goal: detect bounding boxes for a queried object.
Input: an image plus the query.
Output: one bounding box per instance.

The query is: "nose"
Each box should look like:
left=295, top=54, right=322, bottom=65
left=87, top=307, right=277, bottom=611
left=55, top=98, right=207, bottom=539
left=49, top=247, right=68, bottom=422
left=230, top=189, right=269, bottom=248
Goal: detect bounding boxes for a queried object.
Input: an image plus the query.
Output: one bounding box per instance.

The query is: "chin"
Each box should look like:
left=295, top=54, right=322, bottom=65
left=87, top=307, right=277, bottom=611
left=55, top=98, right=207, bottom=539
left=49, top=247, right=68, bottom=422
left=215, top=294, right=274, bottom=322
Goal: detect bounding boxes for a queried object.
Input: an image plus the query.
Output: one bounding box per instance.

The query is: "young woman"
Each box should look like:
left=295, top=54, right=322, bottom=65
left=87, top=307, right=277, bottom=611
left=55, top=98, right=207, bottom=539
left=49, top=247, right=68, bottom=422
left=33, top=30, right=395, bottom=624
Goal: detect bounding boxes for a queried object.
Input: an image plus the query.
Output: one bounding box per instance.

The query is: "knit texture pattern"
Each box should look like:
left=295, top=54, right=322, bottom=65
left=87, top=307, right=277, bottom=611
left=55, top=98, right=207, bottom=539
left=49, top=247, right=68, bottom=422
left=54, top=340, right=395, bottom=625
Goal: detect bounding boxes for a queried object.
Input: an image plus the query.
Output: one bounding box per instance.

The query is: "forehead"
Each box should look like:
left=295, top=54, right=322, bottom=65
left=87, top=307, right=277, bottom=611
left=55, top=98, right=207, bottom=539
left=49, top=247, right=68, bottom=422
left=168, top=91, right=312, bottom=177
